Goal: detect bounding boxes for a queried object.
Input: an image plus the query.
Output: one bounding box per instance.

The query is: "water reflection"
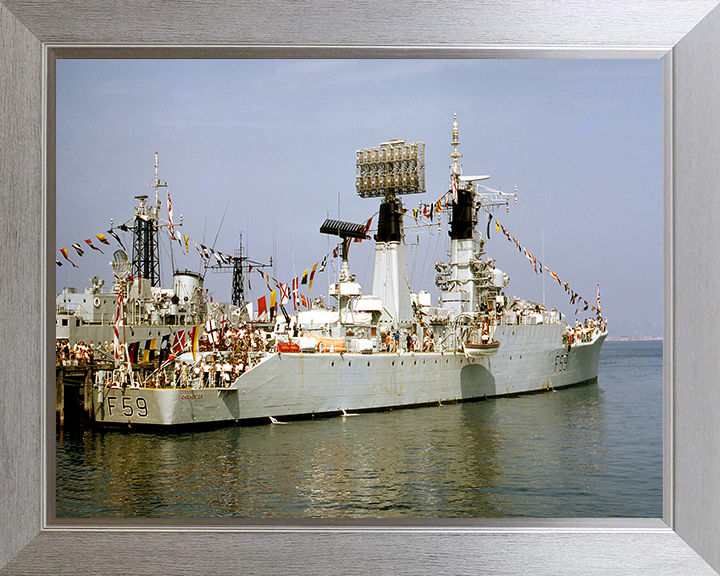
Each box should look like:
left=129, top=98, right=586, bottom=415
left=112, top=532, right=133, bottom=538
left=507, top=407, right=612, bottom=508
left=58, top=382, right=617, bottom=518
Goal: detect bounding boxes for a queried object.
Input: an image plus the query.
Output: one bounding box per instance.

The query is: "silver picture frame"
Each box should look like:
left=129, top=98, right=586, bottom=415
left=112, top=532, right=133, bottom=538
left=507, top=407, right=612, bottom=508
left=2, top=1, right=720, bottom=573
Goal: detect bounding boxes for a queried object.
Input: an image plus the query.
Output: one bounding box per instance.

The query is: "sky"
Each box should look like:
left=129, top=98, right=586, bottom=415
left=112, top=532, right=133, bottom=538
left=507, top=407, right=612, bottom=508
left=56, top=59, right=663, bottom=338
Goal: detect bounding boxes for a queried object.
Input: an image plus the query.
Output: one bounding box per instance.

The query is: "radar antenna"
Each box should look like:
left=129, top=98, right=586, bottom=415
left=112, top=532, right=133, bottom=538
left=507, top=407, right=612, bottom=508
left=111, top=250, right=131, bottom=279
left=320, top=218, right=369, bottom=266
left=447, top=115, right=517, bottom=223
left=356, top=139, right=425, bottom=200
left=356, top=138, right=425, bottom=244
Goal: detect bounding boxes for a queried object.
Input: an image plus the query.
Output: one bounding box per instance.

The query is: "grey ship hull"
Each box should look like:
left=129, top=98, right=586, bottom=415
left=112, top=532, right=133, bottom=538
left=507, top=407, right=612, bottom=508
left=92, top=326, right=606, bottom=426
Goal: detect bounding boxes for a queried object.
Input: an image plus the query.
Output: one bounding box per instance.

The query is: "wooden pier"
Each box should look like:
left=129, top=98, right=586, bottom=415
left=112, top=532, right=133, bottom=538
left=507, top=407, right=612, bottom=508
left=56, top=361, right=155, bottom=426
left=56, top=363, right=106, bottom=425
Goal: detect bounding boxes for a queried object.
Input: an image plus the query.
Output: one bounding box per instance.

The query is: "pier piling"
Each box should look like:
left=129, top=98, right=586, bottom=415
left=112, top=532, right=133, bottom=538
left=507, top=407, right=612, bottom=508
left=56, top=369, right=65, bottom=426
left=84, top=370, right=92, bottom=417
left=56, top=362, right=113, bottom=426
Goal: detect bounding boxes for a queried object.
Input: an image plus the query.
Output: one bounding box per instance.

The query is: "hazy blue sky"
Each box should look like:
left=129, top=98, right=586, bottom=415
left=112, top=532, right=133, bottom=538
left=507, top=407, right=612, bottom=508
left=56, top=59, right=662, bottom=337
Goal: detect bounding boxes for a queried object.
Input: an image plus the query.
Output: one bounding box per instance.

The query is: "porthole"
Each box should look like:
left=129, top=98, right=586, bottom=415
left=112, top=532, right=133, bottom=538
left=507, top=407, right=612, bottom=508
left=348, top=361, right=352, bottom=367
left=414, top=361, right=417, bottom=365
left=331, top=362, right=335, bottom=367
left=367, top=361, right=370, bottom=367
left=392, top=361, right=395, bottom=366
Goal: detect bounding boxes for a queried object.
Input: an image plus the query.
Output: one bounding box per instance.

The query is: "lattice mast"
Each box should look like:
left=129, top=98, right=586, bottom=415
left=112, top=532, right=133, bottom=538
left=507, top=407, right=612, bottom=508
left=207, top=231, right=271, bottom=308
left=131, top=154, right=166, bottom=287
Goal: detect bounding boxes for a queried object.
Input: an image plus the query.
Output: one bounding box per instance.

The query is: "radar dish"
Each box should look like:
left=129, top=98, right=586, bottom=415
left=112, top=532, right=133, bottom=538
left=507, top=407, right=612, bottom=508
left=111, top=250, right=131, bottom=279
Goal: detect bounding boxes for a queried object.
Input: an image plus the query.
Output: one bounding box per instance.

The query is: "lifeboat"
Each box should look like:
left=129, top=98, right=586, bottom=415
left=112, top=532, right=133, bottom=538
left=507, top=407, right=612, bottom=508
left=463, top=340, right=500, bottom=358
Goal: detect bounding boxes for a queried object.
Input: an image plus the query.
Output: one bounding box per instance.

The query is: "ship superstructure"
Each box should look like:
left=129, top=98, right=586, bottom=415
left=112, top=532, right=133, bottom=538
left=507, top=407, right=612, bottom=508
left=56, top=154, right=216, bottom=352
left=88, top=118, right=607, bottom=427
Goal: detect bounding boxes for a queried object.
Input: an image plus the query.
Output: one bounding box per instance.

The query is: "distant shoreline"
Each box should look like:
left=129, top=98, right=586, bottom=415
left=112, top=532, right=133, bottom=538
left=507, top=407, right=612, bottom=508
left=606, top=336, right=662, bottom=342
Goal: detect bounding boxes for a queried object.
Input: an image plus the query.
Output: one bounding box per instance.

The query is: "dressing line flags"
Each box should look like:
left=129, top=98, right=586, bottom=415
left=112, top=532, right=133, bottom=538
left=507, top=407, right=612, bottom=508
left=58, top=229, right=128, bottom=268
left=250, top=224, right=360, bottom=320
left=489, top=213, right=602, bottom=318
left=59, top=224, right=234, bottom=270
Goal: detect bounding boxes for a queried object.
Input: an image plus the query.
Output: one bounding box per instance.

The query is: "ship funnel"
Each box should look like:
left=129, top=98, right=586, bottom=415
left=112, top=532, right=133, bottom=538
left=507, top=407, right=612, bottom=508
left=173, top=270, right=203, bottom=306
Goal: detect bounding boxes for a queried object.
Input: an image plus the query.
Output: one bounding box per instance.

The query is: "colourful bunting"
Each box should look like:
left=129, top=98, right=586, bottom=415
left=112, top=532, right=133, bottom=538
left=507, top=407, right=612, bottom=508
left=354, top=216, right=373, bottom=243
left=190, top=325, right=201, bottom=361
left=107, top=229, right=125, bottom=249
left=59, top=247, right=78, bottom=268
left=194, top=240, right=205, bottom=261
left=494, top=216, right=596, bottom=318
left=309, top=262, right=318, bottom=291
left=174, top=229, right=184, bottom=252
left=171, top=329, right=186, bottom=353
left=546, top=267, right=561, bottom=285
left=280, top=282, right=290, bottom=305
left=113, top=289, right=124, bottom=361
left=257, top=295, right=267, bottom=319
left=85, top=238, right=104, bottom=254
left=167, top=190, right=175, bottom=236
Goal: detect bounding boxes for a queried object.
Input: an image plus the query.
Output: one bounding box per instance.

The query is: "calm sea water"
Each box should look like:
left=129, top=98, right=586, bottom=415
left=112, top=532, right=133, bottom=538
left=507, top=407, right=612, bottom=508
left=55, top=340, right=662, bottom=518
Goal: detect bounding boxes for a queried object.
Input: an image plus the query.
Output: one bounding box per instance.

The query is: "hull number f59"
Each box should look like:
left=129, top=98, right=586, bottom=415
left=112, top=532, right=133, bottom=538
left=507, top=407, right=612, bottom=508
left=106, top=396, right=148, bottom=418
left=555, top=352, right=568, bottom=373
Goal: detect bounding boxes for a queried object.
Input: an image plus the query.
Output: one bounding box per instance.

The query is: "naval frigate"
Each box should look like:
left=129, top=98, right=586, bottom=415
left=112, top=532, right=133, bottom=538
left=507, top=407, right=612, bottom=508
left=91, top=117, right=607, bottom=427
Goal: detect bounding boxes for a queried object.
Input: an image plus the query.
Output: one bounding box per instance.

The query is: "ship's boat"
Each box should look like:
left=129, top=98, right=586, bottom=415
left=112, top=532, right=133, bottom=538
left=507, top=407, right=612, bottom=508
left=463, top=341, right=500, bottom=357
